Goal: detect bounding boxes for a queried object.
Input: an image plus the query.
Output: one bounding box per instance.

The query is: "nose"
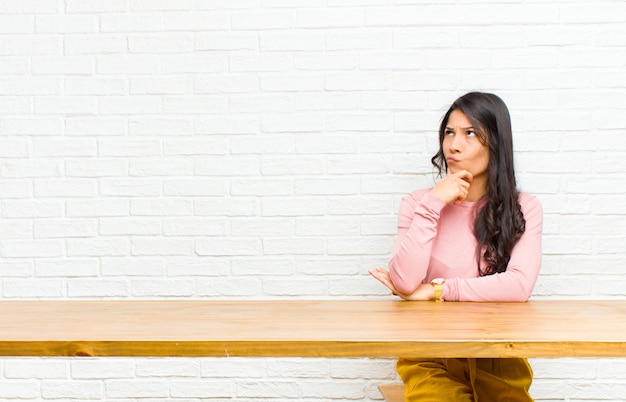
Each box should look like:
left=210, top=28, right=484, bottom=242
left=448, top=133, right=462, bottom=153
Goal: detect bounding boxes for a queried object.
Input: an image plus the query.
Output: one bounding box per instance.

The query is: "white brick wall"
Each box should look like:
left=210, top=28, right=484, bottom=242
left=1, top=0, right=625, bottom=400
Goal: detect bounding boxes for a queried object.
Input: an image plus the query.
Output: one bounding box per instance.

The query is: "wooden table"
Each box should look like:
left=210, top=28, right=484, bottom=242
left=1, top=300, right=625, bottom=358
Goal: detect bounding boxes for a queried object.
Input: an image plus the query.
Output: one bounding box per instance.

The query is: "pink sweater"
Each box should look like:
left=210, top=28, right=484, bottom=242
left=388, top=189, right=543, bottom=302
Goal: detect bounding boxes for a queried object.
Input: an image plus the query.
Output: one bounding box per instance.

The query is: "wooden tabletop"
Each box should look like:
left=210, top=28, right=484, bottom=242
left=1, top=300, right=625, bottom=358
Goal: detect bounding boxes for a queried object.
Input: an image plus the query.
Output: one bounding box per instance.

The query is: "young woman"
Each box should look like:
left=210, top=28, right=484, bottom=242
left=369, top=92, right=542, bottom=401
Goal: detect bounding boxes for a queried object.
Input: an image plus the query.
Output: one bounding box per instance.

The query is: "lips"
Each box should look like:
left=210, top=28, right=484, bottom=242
left=447, top=157, right=459, bottom=163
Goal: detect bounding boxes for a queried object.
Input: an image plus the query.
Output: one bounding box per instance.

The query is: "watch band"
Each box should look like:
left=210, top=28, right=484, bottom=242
left=431, top=278, right=445, bottom=302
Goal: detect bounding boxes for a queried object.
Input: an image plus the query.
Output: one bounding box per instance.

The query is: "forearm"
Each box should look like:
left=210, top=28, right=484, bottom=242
left=388, top=193, right=445, bottom=294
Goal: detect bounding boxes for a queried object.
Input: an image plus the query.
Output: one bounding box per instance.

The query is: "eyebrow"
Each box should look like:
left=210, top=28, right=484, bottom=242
left=445, top=126, right=475, bottom=131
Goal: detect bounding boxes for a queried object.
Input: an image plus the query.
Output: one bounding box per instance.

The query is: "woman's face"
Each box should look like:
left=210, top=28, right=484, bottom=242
left=443, top=109, right=490, bottom=179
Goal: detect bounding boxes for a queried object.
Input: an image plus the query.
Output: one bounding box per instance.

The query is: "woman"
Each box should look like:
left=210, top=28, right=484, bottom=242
left=369, top=92, right=542, bottom=401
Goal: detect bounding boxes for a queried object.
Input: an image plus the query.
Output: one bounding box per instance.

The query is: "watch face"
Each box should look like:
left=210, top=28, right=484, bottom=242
left=432, top=278, right=445, bottom=285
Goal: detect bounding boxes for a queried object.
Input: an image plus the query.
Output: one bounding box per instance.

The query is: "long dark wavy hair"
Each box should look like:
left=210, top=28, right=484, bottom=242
left=431, top=92, right=526, bottom=276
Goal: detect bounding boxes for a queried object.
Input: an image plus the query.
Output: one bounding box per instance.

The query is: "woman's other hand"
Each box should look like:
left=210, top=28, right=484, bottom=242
left=368, top=268, right=435, bottom=301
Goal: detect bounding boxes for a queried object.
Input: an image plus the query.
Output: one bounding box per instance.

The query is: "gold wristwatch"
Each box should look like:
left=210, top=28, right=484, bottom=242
left=431, top=278, right=445, bottom=302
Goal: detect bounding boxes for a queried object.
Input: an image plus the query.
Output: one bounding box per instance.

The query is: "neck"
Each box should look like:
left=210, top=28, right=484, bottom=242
left=465, top=174, right=487, bottom=202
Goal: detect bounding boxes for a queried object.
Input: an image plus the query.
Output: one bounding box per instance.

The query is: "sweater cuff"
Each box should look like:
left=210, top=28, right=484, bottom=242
left=441, top=279, right=458, bottom=302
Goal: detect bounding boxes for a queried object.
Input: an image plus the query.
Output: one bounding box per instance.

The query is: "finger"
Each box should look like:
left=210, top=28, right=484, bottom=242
left=454, top=170, right=473, bottom=183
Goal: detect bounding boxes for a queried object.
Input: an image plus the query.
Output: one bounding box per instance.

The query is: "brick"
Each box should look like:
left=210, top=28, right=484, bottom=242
left=131, top=278, right=195, bottom=297
left=34, top=96, right=97, bottom=115
left=66, top=199, right=130, bottom=217
left=202, top=358, right=266, bottom=377
left=195, top=32, right=257, bottom=51
left=67, top=279, right=129, bottom=297
left=66, top=117, right=127, bottom=136
left=0, top=262, right=33, bottom=278
left=64, top=34, right=128, bottom=54
left=163, top=178, right=228, bottom=196
left=195, top=74, right=259, bottom=94
left=105, top=380, right=168, bottom=398
left=296, top=258, right=360, bottom=276
left=194, top=198, right=257, bottom=217
left=231, top=258, right=294, bottom=276
left=131, top=237, right=193, bottom=256
left=326, top=32, right=391, bottom=51
left=161, top=54, right=228, bottom=73
left=99, top=179, right=162, bottom=196
left=262, top=237, right=326, bottom=255
left=3, top=279, right=65, bottom=298
left=261, top=197, right=327, bottom=217
left=230, top=94, right=292, bottom=113
left=4, top=360, right=68, bottom=379
left=102, top=257, right=165, bottom=276
left=170, top=380, right=233, bottom=398
left=129, top=158, right=195, bottom=176
left=326, top=72, right=391, bottom=91
left=196, top=277, right=262, bottom=297
left=31, top=56, right=95, bottom=75
left=71, top=360, right=135, bottom=379
left=163, top=218, right=227, bottom=236
left=266, top=278, right=329, bottom=296
left=297, top=8, right=363, bottom=28
left=295, top=178, right=359, bottom=195
left=130, top=198, right=193, bottom=216
left=260, top=32, right=325, bottom=52
left=0, top=138, right=29, bottom=157
left=97, top=54, right=160, bottom=74
left=0, top=381, right=40, bottom=398
left=195, top=156, right=260, bottom=176
left=163, top=137, right=228, bottom=156
left=232, top=10, right=295, bottom=30
left=166, top=257, right=228, bottom=276
left=130, top=76, right=192, bottom=95
left=136, top=358, right=200, bottom=377
left=99, top=217, right=162, bottom=236
left=0, top=35, right=61, bottom=56
left=195, top=238, right=260, bottom=257
left=296, top=217, right=359, bottom=237
left=65, top=159, right=128, bottom=178
left=163, top=11, right=230, bottom=31
left=2, top=240, right=63, bottom=258
left=67, top=238, right=129, bottom=257
left=66, top=0, right=127, bottom=13
left=100, top=14, right=163, bottom=32
left=35, top=15, right=98, bottom=33
left=0, top=77, right=58, bottom=95
left=260, top=73, right=325, bottom=92
left=231, top=178, right=294, bottom=196
left=35, top=259, right=99, bottom=278
left=230, top=54, right=293, bottom=72
left=130, top=0, right=193, bottom=11
left=301, top=380, right=364, bottom=399
left=34, top=219, right=98, bottom=238
left=64, top=77, right=126, bottom=95
left=231, top=134, right=295, bottom=154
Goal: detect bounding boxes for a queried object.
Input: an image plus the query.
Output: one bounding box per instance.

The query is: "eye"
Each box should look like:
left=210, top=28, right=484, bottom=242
left=466, top=130, right=476, bottom=137
left=444, top=130, right=454, bottom=137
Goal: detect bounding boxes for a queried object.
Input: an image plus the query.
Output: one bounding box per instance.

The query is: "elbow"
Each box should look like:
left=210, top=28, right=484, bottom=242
left=509, top=280, right=534, bottom=302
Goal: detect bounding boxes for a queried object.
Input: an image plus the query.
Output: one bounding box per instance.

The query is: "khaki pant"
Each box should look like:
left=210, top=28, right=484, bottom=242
left=397, top=358, right=534, bottom=402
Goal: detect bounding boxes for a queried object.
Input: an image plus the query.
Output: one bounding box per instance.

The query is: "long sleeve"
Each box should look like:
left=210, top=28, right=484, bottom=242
left=388, top=190, right=446, bottom=295
left=442, top=194, right=543, bottom=302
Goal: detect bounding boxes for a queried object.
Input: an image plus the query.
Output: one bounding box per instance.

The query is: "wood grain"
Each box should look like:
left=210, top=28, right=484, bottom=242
left=0, top=300, right=625, bottom=358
